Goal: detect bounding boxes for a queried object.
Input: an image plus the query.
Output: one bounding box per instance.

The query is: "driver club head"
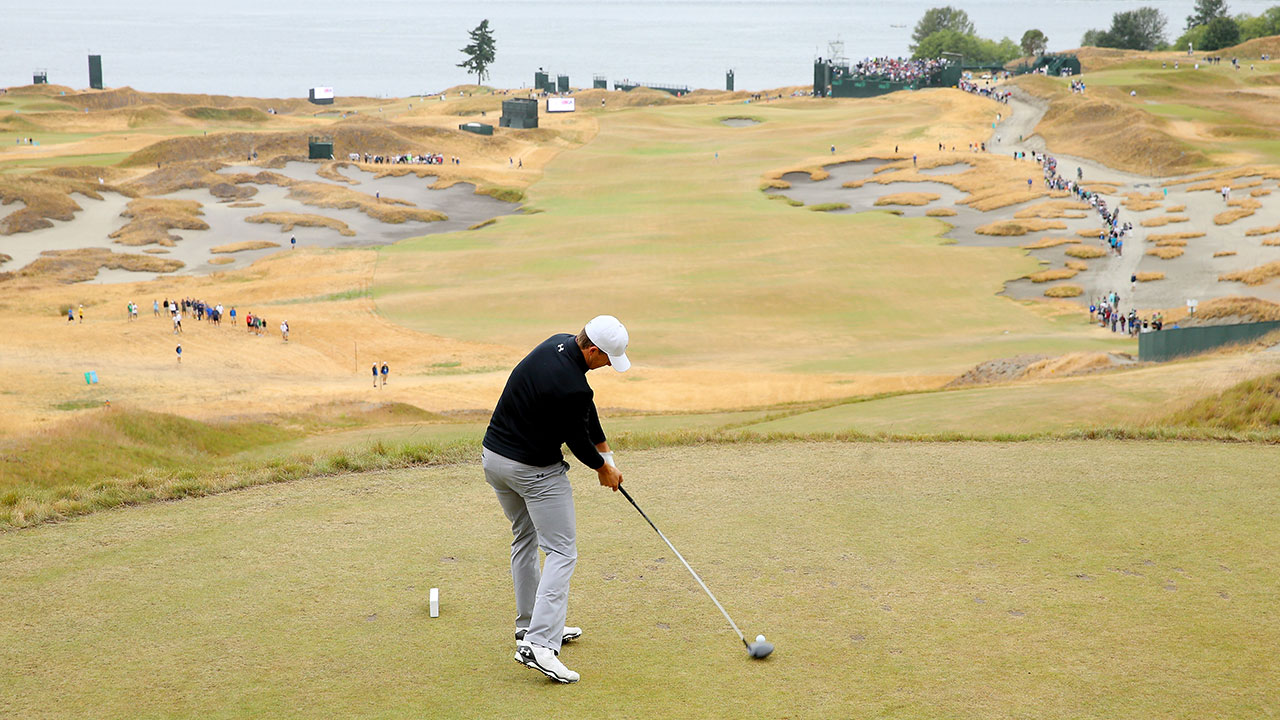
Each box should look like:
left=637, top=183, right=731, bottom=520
left=746, top=641, right=774, bottom=659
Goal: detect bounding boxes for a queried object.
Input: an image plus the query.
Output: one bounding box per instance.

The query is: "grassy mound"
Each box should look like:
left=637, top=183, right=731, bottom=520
left=1214, top=250, right=1238, bottom=258
left=1148, top=232, right=1204, bottom=243
left=1164, top=373, right=1280, bottom=431
left=1021, top=236, right=1076, bottom=249
left=180, top=106, right=270, bottom=123
left=211, top=240, right=281, bottom=253
left=925, top=208, right=957, bottom=217
left=1013, top=199, right=1090, bottom=219
left=1044, top=284, right=1083, bottom=298
left=246, top=212, right=356, bottom=236
left=1, top=248, right=183, bottom=284
left=975, top=219, right=1066, bottom=237
left=874, top=192, right=939, bottom=207
left=1141, top=215, right=1189, bottom=227
left=1028, top=267, right=1078, bottom=283
left=1065, top=244, right=1106, bottom=259
left=108, top=198, right=209, bottom=246
left=1147, top=247, right=1185, bottom=259
left=807, top=202, right=850, bottom=212
left=1136, top=271, right=1165, bottom=282
left=1219, top=261, right=1280, bottom=286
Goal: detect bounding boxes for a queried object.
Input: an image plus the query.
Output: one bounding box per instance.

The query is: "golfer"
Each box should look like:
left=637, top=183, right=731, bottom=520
left=483, top=315, right=630, bottom=684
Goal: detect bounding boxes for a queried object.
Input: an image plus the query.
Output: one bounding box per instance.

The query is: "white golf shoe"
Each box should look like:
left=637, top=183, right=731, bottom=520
left=515, top=626, right=582, bottom=645
left=515, top=642, right=580, bottom=683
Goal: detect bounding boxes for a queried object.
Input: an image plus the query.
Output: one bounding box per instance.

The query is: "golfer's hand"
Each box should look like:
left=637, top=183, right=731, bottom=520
left=597, top=463, right=623, bottom=491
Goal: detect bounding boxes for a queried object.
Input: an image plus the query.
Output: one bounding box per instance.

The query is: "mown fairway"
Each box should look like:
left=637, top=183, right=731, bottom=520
left=3, top=442, right=1276, bottom=719
left=373, top=97, right=1130, bottom=378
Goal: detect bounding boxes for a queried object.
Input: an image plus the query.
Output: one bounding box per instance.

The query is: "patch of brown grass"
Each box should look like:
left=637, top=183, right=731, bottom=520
left=1021, top=236, right=1076, bottom=249
left=1076, top=229, right=1104, bottom=238
left=1043, top=284, right=1083, bottom=298
left=1213, top=250, right=1238, bottom=258
left=283, top=182, right=447, bottom=224
left=874, top=192, right=940, bottom=207
left=210, top=240, right=281, bottom=254
left=228, top=202, right=264, bottom=208
left=142, top=248, right=169, bottom=254
left=1141, top=215, right=1189, bottom=227
left=1251, top=188, right=1271, bottom=197
left=925, top=208, right=957, bottom=217
left=1064, top=244, right=1107, bottom=259
left=207, top=257, right=235, bottom=265
left=317, top=162, right=359, bottom=185
left=1136, top=272, right=1165, bottom=282
left=1165, top=204, right=1186, bottom=213
left=1121, top=192, right=1163, bottom=211
left=1065, top=260, right=1089, bottom=271
left=245, top=212, right=356, bottom=237
left=1147, top=232, right=1204, bottom=243
left=1013, top=200, right=1091, bottom=219
left=1146, top=247, right=1185, bottom=259
left=108, top=198, right=209, bottom=246
left=0, top=248, right=184, bottom=284
left=0, top=172, right=128, bottom=235
left=1245, top=224, right=1280, bottom=236
left=975, top=219, right=1066, bottom=237
left=1262, top=237, right=1280, bottom=246
left=1219, top=261, right=1280, bottom=285
left=1155, top=238, right=1188, bottom=247
left=1028, top=267, right=1079, bottom=283
left=1215, top=205, right=1259, bottom=225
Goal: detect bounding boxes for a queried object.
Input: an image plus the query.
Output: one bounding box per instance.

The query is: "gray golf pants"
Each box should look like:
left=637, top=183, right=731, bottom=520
left=482, top=448, right=576, bottom=653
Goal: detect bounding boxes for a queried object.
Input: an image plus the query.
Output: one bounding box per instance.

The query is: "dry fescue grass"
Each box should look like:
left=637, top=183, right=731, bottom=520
left=874, top=192, right=939, bottom=207
left=1013, top=199, right=1091, bottom=219
left=1163, top=372, right=1280, bottom=431
left=1022, top=352, right=1116, bottom=380
left=1136, top=272, right=1165, bottom=282
left=1064, top=244, right=1107, bottom=259
left=0, top=248, right=183, bottom=284
left=1262, top=237, right=1280, bottom=246
left=108, top=198, right=209, bottom=246
left=925, top=208, right=957, bottom=217
left=208, top=256, right=235, bottom=265
left=837, top=154, right=1046, bottom=212
left=1251, top=188, right=1272, bottom=197
left=975, top=219, right=1066, bottom=237
left=1214, top=198, right=1263, bottom=226
left=210, top=240, right=281, bottom=254
left=229, top=202, right=264, bottom=208
left=1028, top=267, right=1079, bottom=283
left=246, top=212, right=356, bottom=236
left=1043, top=284, right=1083, bottom=298
left=1121, top=192, right=1163, bottom=211
left=1065, top=260, right=1089, bottom=271
left=0, top=171, right=132, bottom=235
left=1219, top=261, right=1280, bottom=286
left=1013, top=74, right=1213, bottom=176
left=1147, top=247, right=1185, bottom=259
left=1147, top=232, right=1204, bottom=243
left=468, top=218, right=497, bottom=231
left=142, top=248, right=169, bottom=254
left=1166, top=204, right=1186, bottom=213
left=807, top=202, right=850, bottom=212
left=1214, top=250, right=1238, bottom=258
left=284, top=183, right=447, bottom=224
left=1155, top=238, right=1188, bottom=247
left=1245, top=224, right=1280, bottom=236
left=1141, top=215, right=1189, bottom=227
left=317, top=162, right=360, bottom=185
left=1185, top=179, right=1263, bottom=192
left=1021, top=236, right=1076, bottom=249
left=1162, top=296, right=1280, bottom=326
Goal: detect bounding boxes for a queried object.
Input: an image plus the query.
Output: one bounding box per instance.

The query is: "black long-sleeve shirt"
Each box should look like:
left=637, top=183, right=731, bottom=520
left=483, top=333, right=606, bottom=469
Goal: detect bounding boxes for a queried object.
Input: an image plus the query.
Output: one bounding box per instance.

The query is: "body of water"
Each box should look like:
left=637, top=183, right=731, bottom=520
left=4, top=1, right=1276, bottom=97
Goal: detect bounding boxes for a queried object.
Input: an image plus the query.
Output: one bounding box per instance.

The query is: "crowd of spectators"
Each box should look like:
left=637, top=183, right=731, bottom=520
left=845, top=57, right=949, bottom=83
left=348, top=152, right=455, bottom=165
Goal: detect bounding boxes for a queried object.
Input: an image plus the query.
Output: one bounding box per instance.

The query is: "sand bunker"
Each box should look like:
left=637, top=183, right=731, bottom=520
left=0, top=161, right=519, bottom=283
left=767, top=158, right=1280, bottom=310
left=720, top=117, right=761, bottom=127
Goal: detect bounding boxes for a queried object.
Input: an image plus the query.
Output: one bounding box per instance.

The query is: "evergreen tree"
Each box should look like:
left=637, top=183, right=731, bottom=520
left=911, top=7, right=976, bottom=51
left=1186, top=0, right=1229, bottom=30
left=458, top=19, right=496, bottom=85
left=1200, top=15, right=1241, bottom=50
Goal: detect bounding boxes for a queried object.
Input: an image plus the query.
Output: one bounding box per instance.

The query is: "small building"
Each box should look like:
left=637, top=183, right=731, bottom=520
left=33, top=69, right=48, bottom=85
left=593, top=75, right=608, bottom=89
left=500, top=98, right=539, bottom=129
left=308, top=135, right=334, bottom=160
left=308, top=87, right=335, bottom=105
left=459, top=122, right=494, bottom=136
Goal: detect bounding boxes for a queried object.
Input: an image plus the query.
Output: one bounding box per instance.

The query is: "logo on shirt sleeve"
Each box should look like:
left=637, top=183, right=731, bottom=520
left=557, top=343, right=565, bottom=352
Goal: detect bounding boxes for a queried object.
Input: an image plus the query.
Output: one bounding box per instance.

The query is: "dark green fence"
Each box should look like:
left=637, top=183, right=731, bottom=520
left=1138, top=320, right=1280, bottom=362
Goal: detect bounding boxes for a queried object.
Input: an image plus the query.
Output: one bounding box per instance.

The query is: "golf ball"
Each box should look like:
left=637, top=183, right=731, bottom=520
left=756, top=634, right=766, bottom=643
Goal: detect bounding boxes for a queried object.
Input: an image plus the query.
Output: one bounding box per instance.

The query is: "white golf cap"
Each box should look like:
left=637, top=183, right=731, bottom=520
left=584, top=315, right=631, bottom=372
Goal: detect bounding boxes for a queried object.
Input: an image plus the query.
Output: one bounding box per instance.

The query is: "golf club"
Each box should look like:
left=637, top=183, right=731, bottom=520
left=618, top=485, right=774, bottom=659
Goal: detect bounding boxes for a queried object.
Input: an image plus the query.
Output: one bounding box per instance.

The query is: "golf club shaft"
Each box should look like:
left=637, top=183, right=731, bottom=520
left=618, top=485, right=747, bottom=646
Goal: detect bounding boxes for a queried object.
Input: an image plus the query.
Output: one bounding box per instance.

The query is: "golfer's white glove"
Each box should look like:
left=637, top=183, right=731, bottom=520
left=600, top=451, right=616, bottom=468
